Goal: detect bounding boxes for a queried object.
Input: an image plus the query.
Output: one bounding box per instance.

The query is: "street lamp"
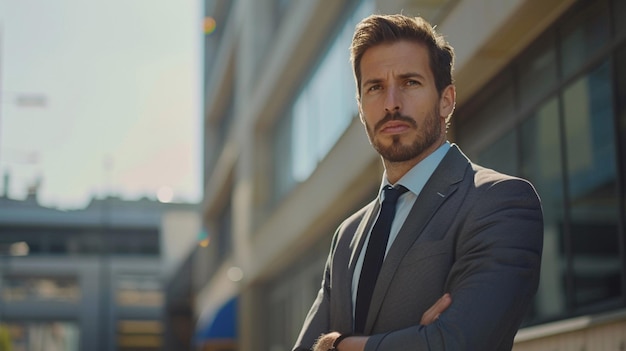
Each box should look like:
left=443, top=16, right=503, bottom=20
left=0, top=92, right=47, bottom=198
left=0, top=25, right=48, bottom=193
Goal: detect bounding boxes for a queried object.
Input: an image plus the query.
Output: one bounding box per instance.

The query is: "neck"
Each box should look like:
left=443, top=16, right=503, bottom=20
left=383, top=137, right=446, bottom=184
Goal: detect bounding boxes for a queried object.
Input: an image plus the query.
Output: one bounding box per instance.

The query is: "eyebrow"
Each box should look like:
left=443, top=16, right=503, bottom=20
left=398, top=72, right=427, bottom=81
left=362, top=78, right=382, bottom=88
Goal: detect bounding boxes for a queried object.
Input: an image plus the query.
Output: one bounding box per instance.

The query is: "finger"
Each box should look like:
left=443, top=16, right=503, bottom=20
left=421, top=293, right=450, bottom=325
left=312, top=332, right=340, bottom=351
left=421, top=293, right=452, bottom=325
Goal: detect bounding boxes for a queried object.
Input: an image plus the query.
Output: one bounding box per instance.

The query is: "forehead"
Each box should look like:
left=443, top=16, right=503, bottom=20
left=360, top=40, right=432, bottom=81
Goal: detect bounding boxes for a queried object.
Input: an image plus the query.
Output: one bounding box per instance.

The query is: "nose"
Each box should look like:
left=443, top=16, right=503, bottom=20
left=384, top=86, right=401, bottom=113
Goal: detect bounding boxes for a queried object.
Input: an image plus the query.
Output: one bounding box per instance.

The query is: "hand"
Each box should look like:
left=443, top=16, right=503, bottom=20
left=311, top=294, right=450, bottom=351
left=311, top=332, right=339, bottom=351
left=311, top=332, right=367, bottom=351
left=421, top=293, right=452, bottom=325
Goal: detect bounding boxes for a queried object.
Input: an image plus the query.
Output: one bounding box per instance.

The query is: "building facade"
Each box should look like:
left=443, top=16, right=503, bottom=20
left=196, top=0, right=626, bottom=350
left=0, top=192, right=199, bottom=351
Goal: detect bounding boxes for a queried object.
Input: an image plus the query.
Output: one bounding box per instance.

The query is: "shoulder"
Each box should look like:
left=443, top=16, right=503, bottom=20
left=469, top=162, right=541, bottom=207
left=329, top=199, right=376, bottom=251
left=338, top=200, right=375, bottom=233
left=439, top=145, right=541, bottom=204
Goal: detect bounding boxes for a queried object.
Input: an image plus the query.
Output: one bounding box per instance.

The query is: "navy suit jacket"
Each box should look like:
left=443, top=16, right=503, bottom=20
left=293, top=144, right=543, bottom=351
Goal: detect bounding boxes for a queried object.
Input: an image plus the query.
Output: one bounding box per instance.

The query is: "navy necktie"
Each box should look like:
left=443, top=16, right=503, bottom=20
left=354, top=185, right=408, bottom=333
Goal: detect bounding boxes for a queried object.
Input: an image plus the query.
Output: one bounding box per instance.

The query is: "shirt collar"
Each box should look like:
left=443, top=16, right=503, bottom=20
left=380, top=141, right=451, bottom=198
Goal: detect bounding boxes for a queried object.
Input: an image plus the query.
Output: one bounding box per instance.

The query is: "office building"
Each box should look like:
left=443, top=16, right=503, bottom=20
left=0, top=191, right=199, bottom=351
left=194, top=0, right=626, bottom=350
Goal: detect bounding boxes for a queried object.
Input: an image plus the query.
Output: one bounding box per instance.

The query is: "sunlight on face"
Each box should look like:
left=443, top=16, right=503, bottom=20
left=358, top=41, right=446, bottom=164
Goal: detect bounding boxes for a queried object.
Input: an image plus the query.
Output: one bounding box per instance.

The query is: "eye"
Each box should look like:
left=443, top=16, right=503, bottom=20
left=405, top=79, right=421, bottom=87
left=366, top=84, right=382, bottom=92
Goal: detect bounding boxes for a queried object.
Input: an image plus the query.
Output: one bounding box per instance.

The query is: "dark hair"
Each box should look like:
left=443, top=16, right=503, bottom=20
left=350, top=14, right=454, bottom=99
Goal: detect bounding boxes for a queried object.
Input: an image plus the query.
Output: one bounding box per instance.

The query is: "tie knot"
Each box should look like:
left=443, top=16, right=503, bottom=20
left=382, top=185, right=408, bottom=204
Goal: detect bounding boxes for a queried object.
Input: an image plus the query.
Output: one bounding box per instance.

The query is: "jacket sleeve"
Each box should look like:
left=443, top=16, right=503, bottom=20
left=365, top=177, right=544, bottom=350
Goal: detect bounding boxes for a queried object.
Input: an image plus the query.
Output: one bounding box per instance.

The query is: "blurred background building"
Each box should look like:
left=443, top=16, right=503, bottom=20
left=0, top=181, right=200, bottom=351
left=190, top=0, right=626, bottom=350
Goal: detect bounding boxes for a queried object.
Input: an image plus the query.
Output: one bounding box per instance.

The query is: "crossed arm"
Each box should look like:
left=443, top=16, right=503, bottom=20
left=312, top=294, right=453, bottom=351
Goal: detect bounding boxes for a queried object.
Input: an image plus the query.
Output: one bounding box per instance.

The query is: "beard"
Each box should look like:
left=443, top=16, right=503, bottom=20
left=365, top=106, right=442, bottom=163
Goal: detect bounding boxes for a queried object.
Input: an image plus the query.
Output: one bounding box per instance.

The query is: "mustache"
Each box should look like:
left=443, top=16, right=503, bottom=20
left=374, top=111, right=417, bottom=131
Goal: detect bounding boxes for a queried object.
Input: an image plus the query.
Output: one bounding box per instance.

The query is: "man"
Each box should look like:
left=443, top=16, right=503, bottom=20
left=292, top=14, right=543, bottom=351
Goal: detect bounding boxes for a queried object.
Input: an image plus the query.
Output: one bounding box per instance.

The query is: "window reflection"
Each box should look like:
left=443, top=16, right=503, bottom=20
left=563, top=61, right=621, bottom=309
left=521, top=98, right=567, bottom=321
left=475, top=131, right=517, bottom=176
left=560, top=1, right=610, bottom=78
left=290, top=16, right=358, bottom=182
left=456, top=0, right=625, bottom=325
left=272, top=110, right=294, bottom=202
left=457, top=78, right=515, bottom=157
left=271, top=0, right=373, bottom=202
left=518, top=35, right=557, bottom=106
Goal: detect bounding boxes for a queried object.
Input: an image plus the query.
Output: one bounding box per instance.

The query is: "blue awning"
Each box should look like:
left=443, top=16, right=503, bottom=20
left=195, top=297, right=237, bottom=342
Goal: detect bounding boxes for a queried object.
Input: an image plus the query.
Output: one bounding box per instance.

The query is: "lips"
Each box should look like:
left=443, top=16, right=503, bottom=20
left=380, top=121, right=411, bottom=134
left=374, top=112, right=417, bottom=133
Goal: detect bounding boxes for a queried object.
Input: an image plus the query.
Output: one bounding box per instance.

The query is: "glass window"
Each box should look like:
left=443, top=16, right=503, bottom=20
left=455, top=0, right=626, bottom=326
left=0, top=234, right=41, bottom=255
left=290, top=7, right=364, bottom=183
left=271, top=0, right=374, bottom=203
left=1, top=321, right=79, bottom=351
left=117, top=320, right=163, bottom=351
left=614, top=0, right=626, bottom=37
left=618, top=44, right=626, bottom=209
left=108, top=230, right=159, bottom=256
left=1, top=275, right=81, bottom=303
left=457, top=78, right=515, bottom=157
left=49, top=237, right=68, bottom=254
left=0, top=239, right=30, bottom=256
left=272, top=110, right=295, bottom=202
left=478, top=79, right=516, bottom=125
left=560, top=1, right=610, bottom=78
left=520, top=98, right=567, bottom=321
left=518, top=34, right=558, bottom=106
left=116, top=274, right=163, bottom=307
left=475, top=131, right=518, bottom=176
left=69, top=232, right=102, bottom=255
left=293, top=90, right=319, bottom=182
left=562, top=61, right=621, bottom=309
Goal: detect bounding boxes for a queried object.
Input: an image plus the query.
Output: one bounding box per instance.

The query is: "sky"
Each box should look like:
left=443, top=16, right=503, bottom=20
left=0, top=0, right=203, bottom=209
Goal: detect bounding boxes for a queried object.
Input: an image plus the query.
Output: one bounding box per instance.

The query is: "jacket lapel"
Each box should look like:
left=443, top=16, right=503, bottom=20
left=330, top=198, right=379, bottom=332
left=364, top=145, right=469, bottom=333
left=349, top=200, right=380, bottom=272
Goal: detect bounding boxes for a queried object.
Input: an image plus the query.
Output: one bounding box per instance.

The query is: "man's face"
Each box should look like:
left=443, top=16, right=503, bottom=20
left=358, top=40, right=453, bottom=163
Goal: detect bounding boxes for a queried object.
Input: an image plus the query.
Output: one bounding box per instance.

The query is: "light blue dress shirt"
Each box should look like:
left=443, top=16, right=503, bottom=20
left=351, top=142, right=452, bottom=312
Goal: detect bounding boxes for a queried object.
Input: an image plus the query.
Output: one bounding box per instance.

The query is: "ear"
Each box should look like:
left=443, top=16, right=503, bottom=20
left=439, top=85, right=456, bottom=118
